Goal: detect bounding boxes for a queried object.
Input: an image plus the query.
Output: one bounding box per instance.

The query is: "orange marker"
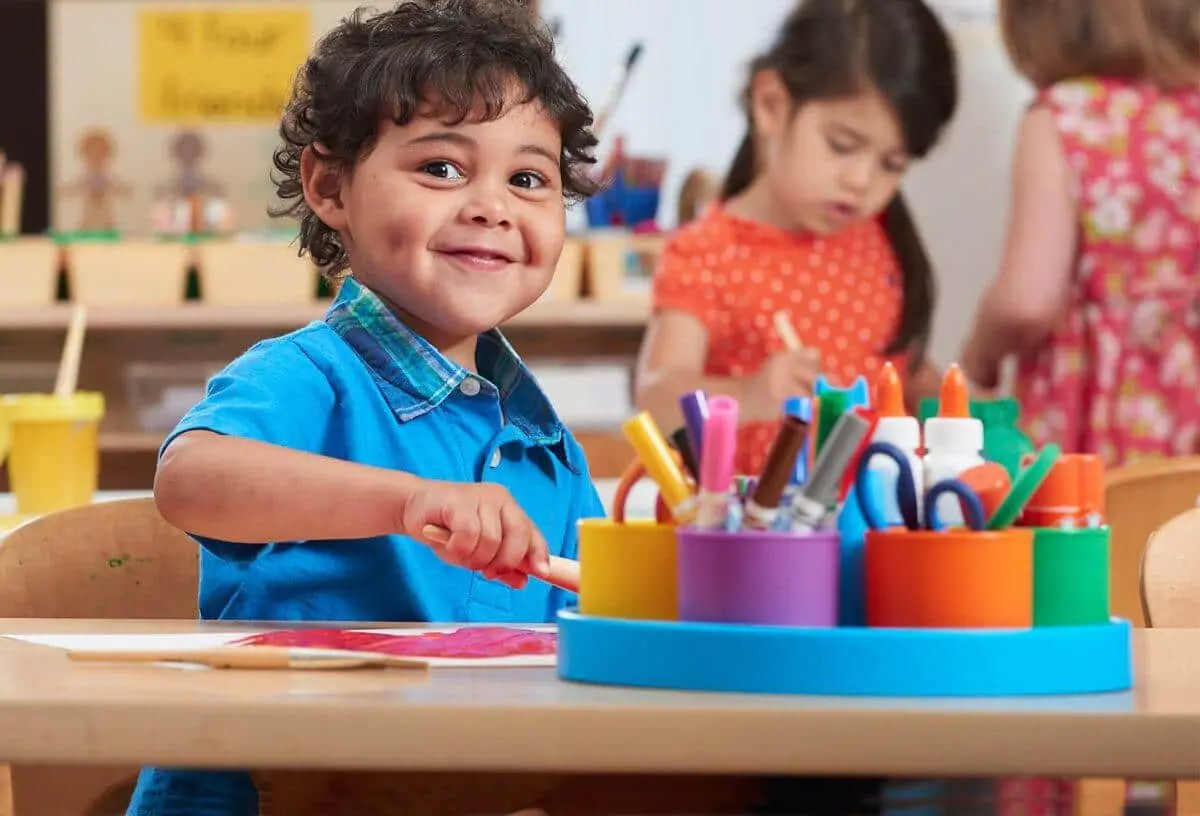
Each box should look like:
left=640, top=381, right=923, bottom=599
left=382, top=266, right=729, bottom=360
left=922, top=364, right=985, bottom=527
left=865, top=362, right=923, bottom=525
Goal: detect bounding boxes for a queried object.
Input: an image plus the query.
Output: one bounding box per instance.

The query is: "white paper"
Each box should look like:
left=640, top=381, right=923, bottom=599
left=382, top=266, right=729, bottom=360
left=7, top=626, right=558, bottom=669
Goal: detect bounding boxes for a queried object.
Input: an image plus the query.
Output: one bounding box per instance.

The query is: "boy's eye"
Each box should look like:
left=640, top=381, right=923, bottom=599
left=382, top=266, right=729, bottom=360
left=422, top=161, right=464, bottom=180
left=510, top=171, right=547, bottom=190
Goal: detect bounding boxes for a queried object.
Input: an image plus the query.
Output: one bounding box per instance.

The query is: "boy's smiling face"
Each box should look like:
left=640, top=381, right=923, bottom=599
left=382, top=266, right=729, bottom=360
left=303, top=91, right=566, bottom=362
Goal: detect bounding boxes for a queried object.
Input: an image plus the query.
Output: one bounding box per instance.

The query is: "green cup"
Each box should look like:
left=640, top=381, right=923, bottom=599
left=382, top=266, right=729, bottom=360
left=1033, top=527, right=1111, bottom=626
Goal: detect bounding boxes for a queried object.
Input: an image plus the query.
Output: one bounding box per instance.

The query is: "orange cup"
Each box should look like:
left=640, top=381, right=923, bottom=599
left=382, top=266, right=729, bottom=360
left=866, top=528, right=1034, bottom=629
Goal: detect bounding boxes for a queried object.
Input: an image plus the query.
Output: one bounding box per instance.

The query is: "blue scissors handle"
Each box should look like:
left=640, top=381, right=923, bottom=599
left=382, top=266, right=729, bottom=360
left=854, top=441, right=920, bottom=531
left=924, top=480, right=986, bottom=532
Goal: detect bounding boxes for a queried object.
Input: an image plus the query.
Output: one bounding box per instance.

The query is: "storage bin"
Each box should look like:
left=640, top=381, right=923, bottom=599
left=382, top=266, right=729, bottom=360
left=0, top=237, right=61, bottom=307
left=195, top=240, right=319, bottom=305
left=123, top=361, right=220, bottom=432
left=66, top=241, right=190, bottom=306
left=585, top=231, right=664, bottom=302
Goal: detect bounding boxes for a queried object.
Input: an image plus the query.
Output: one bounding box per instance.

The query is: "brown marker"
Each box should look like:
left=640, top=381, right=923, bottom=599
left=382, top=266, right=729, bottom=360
left=742, top=415, right=810, bottom=531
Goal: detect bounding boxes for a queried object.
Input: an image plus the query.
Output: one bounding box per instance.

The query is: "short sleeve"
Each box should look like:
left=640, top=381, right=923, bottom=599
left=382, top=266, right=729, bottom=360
left=161, top=336, right=335, bottom=562
left=651, top=232, right=722, bottom=334
left=163, top=336, right=334, bottom=457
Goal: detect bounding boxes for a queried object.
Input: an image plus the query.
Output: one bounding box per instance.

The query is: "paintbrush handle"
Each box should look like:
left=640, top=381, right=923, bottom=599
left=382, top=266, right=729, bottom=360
left=420, top=525, right=579, bottom=593
left=66, top=647, right=427, bottom=671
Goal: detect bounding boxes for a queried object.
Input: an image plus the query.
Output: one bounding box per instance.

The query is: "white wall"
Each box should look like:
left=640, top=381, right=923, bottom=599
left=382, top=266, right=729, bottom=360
left=545, top=0, right=1033, bottom=368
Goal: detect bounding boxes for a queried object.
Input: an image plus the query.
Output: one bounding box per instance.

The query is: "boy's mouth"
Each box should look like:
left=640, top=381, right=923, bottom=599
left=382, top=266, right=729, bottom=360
left=434, top=243, right=519, bottom=272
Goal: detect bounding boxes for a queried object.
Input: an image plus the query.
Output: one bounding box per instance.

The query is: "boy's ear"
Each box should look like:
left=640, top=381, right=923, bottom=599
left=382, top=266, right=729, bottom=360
left=748, top=69, right=792, bottom=140
left=300, top=145, right=348, bottom=230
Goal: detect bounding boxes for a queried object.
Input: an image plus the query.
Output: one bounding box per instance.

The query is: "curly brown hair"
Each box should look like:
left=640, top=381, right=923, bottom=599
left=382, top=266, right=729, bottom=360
left=271, top=0, right=598, bottom=276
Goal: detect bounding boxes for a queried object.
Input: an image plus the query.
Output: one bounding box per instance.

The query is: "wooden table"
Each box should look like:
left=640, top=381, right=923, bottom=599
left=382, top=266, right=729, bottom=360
left=0, top=619, right=1198, bottom=779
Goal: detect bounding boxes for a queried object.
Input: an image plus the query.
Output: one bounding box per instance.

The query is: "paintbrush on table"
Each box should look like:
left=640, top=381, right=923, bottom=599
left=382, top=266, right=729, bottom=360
left=421, top=525, right=579, bottom=593
left=67, top=645, right=429, bottom=672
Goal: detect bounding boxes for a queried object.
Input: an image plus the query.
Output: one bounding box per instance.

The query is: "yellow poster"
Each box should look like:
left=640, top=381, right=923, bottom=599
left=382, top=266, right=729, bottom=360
left=139, top=6, right=311, bottom=123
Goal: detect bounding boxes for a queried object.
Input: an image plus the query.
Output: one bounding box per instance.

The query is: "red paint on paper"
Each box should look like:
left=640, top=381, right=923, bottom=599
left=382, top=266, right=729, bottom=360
left=232, top=627, right=557, bottom=659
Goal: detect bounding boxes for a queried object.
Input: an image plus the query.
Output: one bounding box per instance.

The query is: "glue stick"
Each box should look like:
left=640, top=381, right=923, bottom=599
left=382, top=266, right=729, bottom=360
left=922, top=364, right=984, bottom=527
left=868, top=362, right=923, bottom=526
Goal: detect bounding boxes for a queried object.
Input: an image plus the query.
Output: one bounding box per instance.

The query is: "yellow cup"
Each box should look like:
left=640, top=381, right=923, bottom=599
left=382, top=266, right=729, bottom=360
left=578, top=519, right=678, bottom=620
left=0, top=392, right=105, bottom=515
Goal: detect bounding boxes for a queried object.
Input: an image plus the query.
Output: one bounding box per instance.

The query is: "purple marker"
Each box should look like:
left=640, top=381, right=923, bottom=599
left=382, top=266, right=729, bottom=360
left=679, top=390, right=709, bottom=463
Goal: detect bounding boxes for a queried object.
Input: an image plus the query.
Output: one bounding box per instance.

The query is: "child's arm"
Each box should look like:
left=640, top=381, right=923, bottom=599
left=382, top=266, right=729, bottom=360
left=156, top=431, right=551, bottom=586
left=634, top=309, right=820, bottom=428
left=961, top=106, right=1078, bottom=389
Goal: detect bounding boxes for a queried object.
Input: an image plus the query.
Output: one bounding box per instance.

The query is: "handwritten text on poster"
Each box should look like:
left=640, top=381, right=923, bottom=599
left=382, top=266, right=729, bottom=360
left=139, top=7, right=310, bottom=123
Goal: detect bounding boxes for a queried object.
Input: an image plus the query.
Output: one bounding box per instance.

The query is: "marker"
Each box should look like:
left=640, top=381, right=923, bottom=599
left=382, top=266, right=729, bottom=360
left=668, top=427, right=700, bottom=481
left=783, top=396, right=814, bottom=488
left=922, top=365, right=984, bottom=527
left=789, top=409, right=874, bottom=533
left=678, top=390, right=709, bottom=463
left=744, top=415, right=809, bottom=531
left=622, top=412, right=696, bottom=523
left=695, top=396, right=738, bottom=530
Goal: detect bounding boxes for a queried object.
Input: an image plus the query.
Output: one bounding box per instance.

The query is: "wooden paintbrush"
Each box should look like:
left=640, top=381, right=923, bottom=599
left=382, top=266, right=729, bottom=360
left=67, top=645, right=429, bottom=672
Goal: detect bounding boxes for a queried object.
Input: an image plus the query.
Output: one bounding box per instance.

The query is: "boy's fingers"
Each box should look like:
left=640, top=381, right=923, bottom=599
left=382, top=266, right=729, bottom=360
left=470, top=506, right=504, bottom=572
left=494, top=502, right=541, bottom=577
left=444, top=505, right=481, bottom=562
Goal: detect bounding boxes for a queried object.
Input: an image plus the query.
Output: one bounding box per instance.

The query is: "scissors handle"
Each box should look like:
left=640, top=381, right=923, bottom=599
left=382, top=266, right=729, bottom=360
left=924, top=480, right=987, bottom=532
left=853, top=441, right=920, bottom=531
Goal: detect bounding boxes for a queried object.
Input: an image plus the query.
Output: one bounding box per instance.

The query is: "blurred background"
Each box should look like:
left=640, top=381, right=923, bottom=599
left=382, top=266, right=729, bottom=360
left=0, top=0, right=1023, bottom=490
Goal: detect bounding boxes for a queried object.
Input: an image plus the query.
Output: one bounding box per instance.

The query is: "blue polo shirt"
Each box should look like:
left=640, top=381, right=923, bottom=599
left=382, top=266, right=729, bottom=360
left=129, top=277, right=605, bottom=815
left=169, top=276, right=604, bottom=623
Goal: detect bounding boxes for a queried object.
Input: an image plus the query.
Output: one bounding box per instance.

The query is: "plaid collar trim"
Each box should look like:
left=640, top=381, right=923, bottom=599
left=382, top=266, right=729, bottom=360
left=324, top=277, right=567, bottom=450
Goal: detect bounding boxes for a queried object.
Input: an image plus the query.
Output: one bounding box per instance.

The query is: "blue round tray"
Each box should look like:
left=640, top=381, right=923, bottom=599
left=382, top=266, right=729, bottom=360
left=556, top=609, right=1133, bottom=697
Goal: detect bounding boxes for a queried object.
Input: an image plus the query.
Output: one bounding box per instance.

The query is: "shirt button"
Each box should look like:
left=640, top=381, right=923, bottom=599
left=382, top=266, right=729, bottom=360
left=490, top=449, right=502, bottom=468
left=460, top=377, right=481, bottom=397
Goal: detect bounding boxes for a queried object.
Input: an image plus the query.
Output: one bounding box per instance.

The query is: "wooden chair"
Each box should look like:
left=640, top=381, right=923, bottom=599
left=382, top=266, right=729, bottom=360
left=0, top=498, right=198, bottom=816
left=1104, top=456, right=1200, bottom=626
left=1138, top=507, right=1200, bottom=814
left=1141, top=507, right=1200, bottom=627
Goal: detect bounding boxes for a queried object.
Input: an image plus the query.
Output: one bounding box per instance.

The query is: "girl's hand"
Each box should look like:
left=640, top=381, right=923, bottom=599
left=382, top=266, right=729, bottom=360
left=398, top=480, right=551, bottom=589
left=745, top=347, right=821, bottom=421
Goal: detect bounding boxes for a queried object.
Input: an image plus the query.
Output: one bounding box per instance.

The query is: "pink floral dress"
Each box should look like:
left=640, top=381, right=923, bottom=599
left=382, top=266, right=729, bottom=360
left=1016, top=78, right=1200, bottom=466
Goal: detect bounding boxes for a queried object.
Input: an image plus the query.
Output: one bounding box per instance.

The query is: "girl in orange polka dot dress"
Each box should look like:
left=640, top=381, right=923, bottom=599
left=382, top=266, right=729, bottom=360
left=635, top=0, right=959, bottom=477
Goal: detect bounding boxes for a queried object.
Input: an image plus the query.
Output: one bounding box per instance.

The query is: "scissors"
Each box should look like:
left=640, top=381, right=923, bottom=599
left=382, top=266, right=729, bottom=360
left=854, top=441, right=986, bottom=532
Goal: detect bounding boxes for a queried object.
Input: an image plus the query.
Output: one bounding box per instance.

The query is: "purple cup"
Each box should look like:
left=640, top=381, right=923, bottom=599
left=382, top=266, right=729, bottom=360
left=677, top=528, right=840, bottom=627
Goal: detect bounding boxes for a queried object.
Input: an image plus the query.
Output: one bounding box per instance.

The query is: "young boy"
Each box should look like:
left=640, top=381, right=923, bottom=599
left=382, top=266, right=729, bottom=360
left=127, top=1, right=604, bottom=811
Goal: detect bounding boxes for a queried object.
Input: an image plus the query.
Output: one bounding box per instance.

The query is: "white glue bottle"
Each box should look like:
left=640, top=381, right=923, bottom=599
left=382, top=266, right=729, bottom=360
left=868, top=362, right=923, bottom=526
left=922, top=364, right=985, bottom=527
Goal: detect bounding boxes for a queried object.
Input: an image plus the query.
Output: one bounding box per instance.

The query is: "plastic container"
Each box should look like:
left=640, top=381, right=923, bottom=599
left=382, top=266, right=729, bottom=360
left=1020, top=453, right=1105, bottom=528
left=868, top=362, right=922, bottom=527
left=0, top=392, right=105, bottom=514
left=866, top=528, right=1034, bottom=629
left=923, top=366, right=985, bottom=527
left=0, top=237, right=61, bottom=307
left=677, top=528, right=840, bottom=626
left=538, top=237, right=583, bottom=304
left=1033, top=527, right=1110, bottom=626
left=66, top=241, right=190, bottom=306
left=123, top=362, right=218, bottom=432
left=585, top=231, right=664, bottom=302
left=195, top=240, right=318, bottom=305
left=578, top=519, right=678, bottom=621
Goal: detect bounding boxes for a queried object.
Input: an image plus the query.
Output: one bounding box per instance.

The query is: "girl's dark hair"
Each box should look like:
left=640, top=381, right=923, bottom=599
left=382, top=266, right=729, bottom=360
left=723, top=0, right=958, bottom=363
left=272, top=0, right=598, bottom=276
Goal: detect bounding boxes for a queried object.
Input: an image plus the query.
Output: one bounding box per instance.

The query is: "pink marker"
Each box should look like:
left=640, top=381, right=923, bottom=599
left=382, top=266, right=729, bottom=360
left=696, top=395, right=739, bottom=530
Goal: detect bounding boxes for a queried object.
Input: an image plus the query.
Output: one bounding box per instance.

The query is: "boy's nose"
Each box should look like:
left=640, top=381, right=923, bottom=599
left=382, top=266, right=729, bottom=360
left=460, top=189, right=513, bottom=228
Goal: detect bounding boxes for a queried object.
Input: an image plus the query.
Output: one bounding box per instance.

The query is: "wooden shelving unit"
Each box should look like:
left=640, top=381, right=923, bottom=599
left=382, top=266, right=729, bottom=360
left=0, top=299, right=648, bottom=331
left=0, top=298, right=648, bottom=489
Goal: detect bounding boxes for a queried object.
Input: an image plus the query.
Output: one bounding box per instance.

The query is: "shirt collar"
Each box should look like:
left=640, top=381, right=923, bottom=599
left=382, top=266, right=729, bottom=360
left=325, top=277, right=569, bottom=452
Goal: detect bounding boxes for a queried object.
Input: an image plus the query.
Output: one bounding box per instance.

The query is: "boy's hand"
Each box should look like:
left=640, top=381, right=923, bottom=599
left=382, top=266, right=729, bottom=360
left=745, top=347, right=821, bottom=421
left=398, top=480, right=551, bottom=589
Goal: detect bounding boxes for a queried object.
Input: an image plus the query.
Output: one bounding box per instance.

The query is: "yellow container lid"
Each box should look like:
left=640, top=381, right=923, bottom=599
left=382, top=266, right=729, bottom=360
left=0, top=392, right=106, bottom=422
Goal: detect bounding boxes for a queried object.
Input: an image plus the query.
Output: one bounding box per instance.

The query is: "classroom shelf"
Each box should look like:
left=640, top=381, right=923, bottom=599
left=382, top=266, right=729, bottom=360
left=0, top=299, right=649, bottom=331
